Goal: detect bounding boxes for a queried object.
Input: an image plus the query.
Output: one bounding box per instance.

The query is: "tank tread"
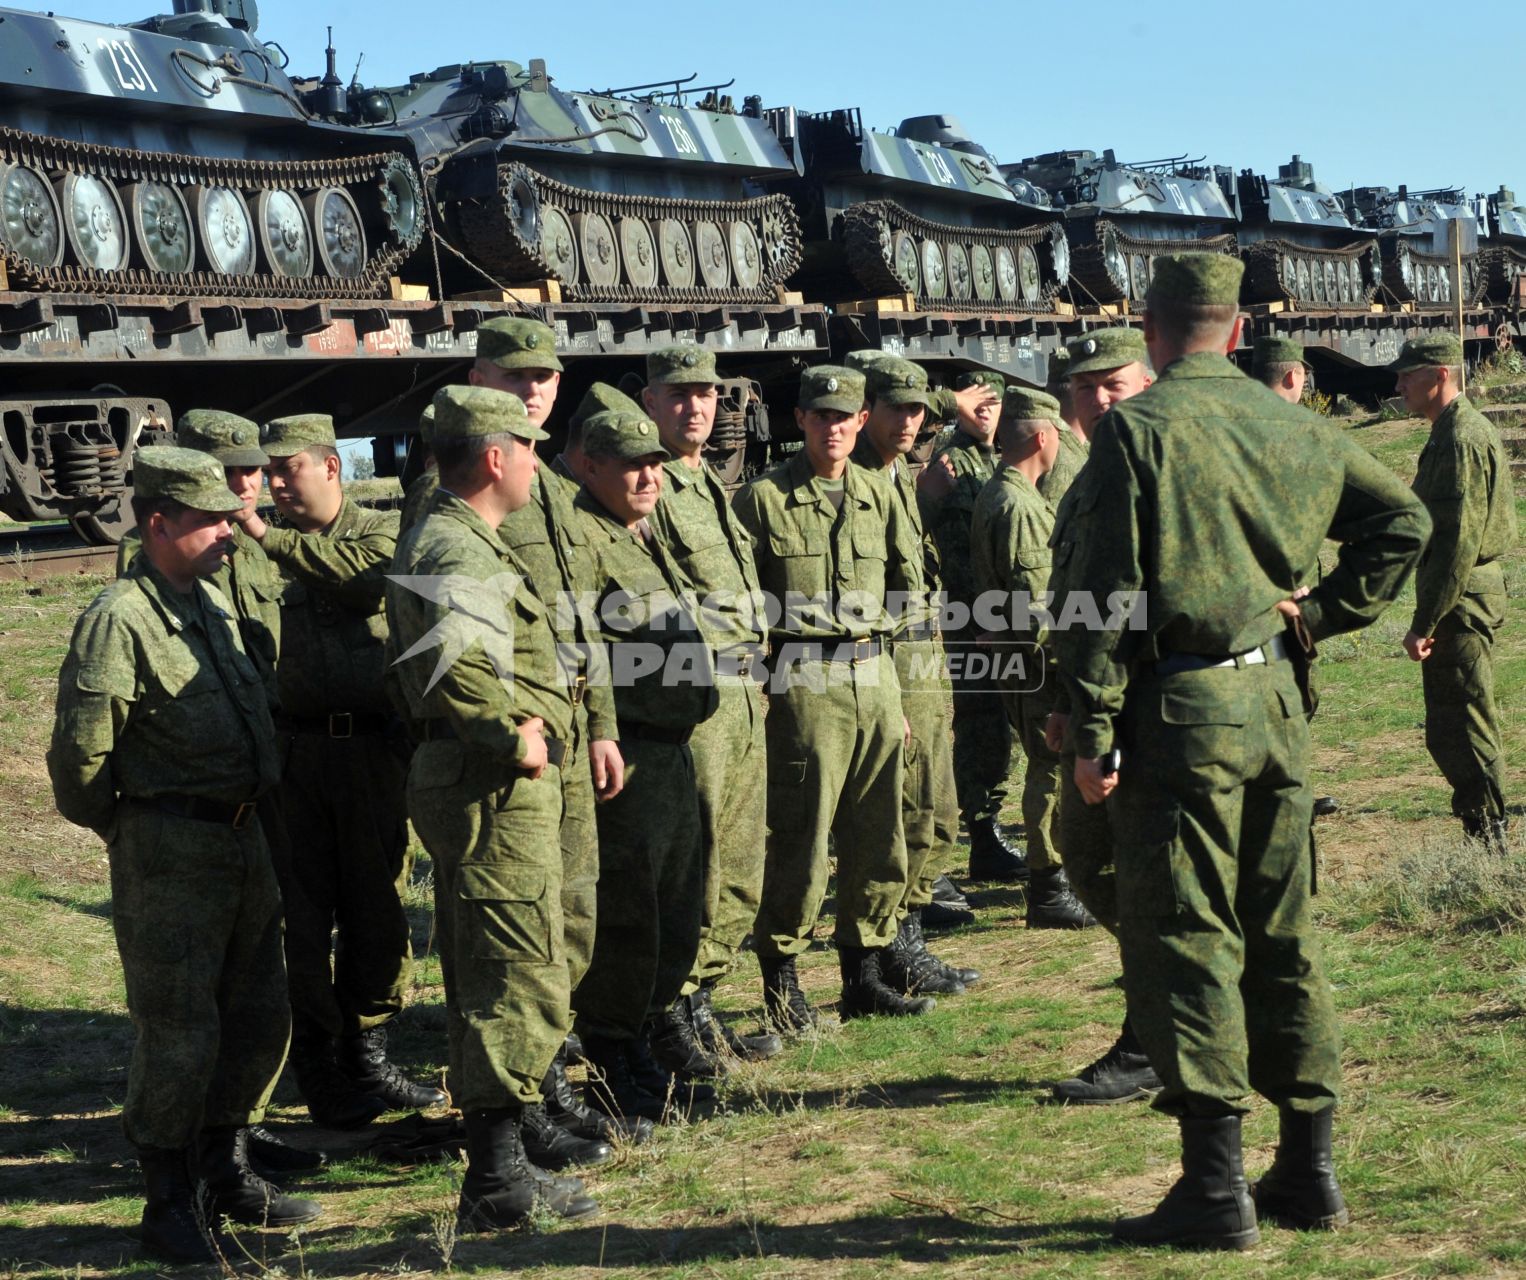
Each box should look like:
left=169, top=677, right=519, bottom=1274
left=1377, top=238, right=1486, bottom=309
left=451, top=163, right=802, bottom=305
left=0, top=126, right=424, bottom=300
left=1242, top=238, right=1381, bottom=309
left=1069, top=220, right=1237, bottom=306
left=1479, top=245, right=1526, bottom=306
left=840, top=200, right=1069, bottom=312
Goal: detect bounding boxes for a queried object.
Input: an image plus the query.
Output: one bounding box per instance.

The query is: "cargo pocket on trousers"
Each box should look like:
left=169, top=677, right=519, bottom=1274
left=457, top=862, right=553, bottom=964
left=1114, top=806, right=1183, bottom=919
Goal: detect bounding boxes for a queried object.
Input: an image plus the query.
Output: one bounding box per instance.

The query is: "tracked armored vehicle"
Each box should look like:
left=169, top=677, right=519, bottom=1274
left=1003, top=149, right=1237, bottom=305
left=1479, top=186, right=1526, bottom=305
left=1345, top=185, right=1485, bottom=309
left=1236, top=156, right=1381, bottom=309
left=756, top=111, right=1069, bottom=310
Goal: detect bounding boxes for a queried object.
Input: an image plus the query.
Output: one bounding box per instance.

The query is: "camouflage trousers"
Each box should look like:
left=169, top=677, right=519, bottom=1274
left=574, top=738, right=703, bottom=1041
left=408, top=743, right=569, bottom=1111
left=947, top=630, right=1012, bottom=826
left=272, top=731, right=412, bottom=1041
left=1422, top=598, right=1508, bottom=829
left=1111, top=661, right=1341, bottom=1118
left=1005, top=687, right=1061, bottom=872
left=755, top=651, right=908, bottom=956
left=684, top=677, right=767, bottom=990
left=109, top=804, right=289, bottom=1149
left=560, top=703, right=599, bottom=993
left=897, top=638, right=960, bottom=913
left=1057, top=762, right=1119, bottom=932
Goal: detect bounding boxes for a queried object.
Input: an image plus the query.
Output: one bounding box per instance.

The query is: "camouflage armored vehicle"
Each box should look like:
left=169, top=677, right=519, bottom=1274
left=1002, top=149, right=1237, bottom=305
left=1236, top=156, right=1382, bottom=308
left=1479, top=186, right=1526, bottom=304
left=0, top=0, right=425, bottom=538
left=755, top=110, right=1070, bottom=310
left=1345, top=185, right=1486, bottom=309
left=335, top=61, right=804, bottom=302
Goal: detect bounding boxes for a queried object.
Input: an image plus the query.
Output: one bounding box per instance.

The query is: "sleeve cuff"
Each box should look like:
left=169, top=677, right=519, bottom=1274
left=1072, top=719, right=1114, bottom=759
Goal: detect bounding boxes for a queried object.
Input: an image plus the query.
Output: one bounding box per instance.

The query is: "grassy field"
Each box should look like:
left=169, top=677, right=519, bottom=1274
left=1, top=417, right=1523, bottom=1279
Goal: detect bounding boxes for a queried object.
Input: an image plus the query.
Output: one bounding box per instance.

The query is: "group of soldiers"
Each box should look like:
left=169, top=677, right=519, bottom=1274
left=45, top=249, right=1514, bottom=1261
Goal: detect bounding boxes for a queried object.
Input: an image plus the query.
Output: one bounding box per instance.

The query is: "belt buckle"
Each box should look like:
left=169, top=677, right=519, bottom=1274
left=329, top=712, right=353, bottom=739
left=571, top=674, right=588, bottom=706
left=232, top=801, right=257, bottom=830
left=851, top=638, right=874, bottom=665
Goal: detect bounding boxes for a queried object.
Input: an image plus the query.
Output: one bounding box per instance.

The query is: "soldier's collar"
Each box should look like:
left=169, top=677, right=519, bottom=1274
left=662, top=457, right=702, bottom=490
left=432, top=489, right=507, bottom=551
left=132, top=561, right=226, bottom=634
left=1156, top=350, right=1239, bottom=381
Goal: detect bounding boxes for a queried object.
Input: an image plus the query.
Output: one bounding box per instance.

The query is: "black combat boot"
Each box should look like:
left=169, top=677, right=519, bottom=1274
left=648, top=997, right=725, bottom=1079
left=245, top=1124, right=327, bottom=1178
left=1051, top=1017, right=1161, bottom=1105
left=1025, top=865, right=1098, bottom=930
left=339, top=1026, right=448, bottom=1111
left=967, top=818, right=1029, bottom=881
left=138, top=1145, right=223, bottom=1264
left=883, top=913, right=966, bottom=996
left=544, top=1045, right=654, bottom=1144
left=689, top=982, right=782, bottom=1062
left=520, top=1101, right=612, bottom=1171
left=289, top=1032, right=387, bottom=1130
left=760, top=955, right=817, bottom=1035
left=581, top=1033, right=667, bottom=1123
left=1312, top=796, right=1339, bottom=817
left=1252, top=1107, right=1349, bottom=1230
left=631, top=1025, right=716, bottom=1107
left=930, top=873, right=971, bottom=909
left=1112, top=1115, right=1260, bottom=1250
left=839, top=945, right=937, bottom=1021
left=457, top=1107, right=598, bottom=1232
left=196, top=1126, right=323, bottom=1227
left=907, top=909, right=979, bottom=985
left=922, top=875, right=975, bottom=930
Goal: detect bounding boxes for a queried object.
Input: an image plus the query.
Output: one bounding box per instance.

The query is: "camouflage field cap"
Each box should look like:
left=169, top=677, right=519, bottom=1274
left=417, top=402, right=436, bottom=447
left=1252, top=335, right=1308, bottom=374
left=261, top=414, right=337, bottom=458
left=843, top=349, right=897, bottom=374
left=1001, top=386, right=1062, bottom=425
left=865, top=356, right=935, bottom=410
left=176, top=409, right=267, bottom=468
left=646, top=344, right=720, bottom=386
left=1066, top=327, right=1148, bottom=376
left=1047, top=346, right=1071, bottom=382
left=475, top=317, right=564, bottom=372
left=1146, top=252, right=1245, bottom=307
left=430, top=385, right=549, bottom=444
left=955, top=370, right=1006, bottom=395
left=797, top=365, right=865, bottom=414
left=582, top=409, right=672, bottom=461
left=133, top=445, right=245, bottom=514
left=570, top=382, right=644, bottom=434
left=1390, top=333, right=1464, bottom=372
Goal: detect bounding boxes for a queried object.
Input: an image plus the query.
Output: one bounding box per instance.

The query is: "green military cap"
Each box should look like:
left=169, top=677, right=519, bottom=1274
left=1252, top=335, right=1309, bottom=373
left=570, top=382, right=644, bottom=433
left=430, top=385, right=549, bottom=444
left=1146, top=252, right=1245, bottom=307
left=261, top=413, right=337, bottom=458
left=1066, top=326, right=1148, bottom=376
left=1390, top=332, right=1464, bottom=372
left=133, top=445, right=244, bottom=514
left=843, top=349, right=897, bottom=374
left=646, top=344, right=720, bottom=386
left=417, top=402, right=436, bottom=447
left=864, top=356, right=935, bottom=409
left=955, top=370, right=1006, bottom=395
left=1001, top=386, right=1062, bottom=424
left=1047, top=346, right=1071, bottom=381
left=175, top=409, right=267, bottom=468
left=581, top=409, right=671, bottom=461
left=475, top=316, right=564, bottom=372
left=797, top=365, right=865, bottom=414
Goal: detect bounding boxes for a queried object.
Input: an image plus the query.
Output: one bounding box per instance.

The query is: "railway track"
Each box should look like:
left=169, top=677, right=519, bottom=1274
left=0, top=525, right=116, bottom=582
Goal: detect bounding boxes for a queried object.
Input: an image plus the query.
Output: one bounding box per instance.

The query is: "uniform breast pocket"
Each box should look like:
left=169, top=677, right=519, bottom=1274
left=767, top=530, right=827, bottom=599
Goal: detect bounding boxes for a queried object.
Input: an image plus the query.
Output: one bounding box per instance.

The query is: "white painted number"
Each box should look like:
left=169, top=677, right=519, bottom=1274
left=927, top=151, right=955, bottom=186
left=99, top=38, right=159, bottom=94
left=662, top=115, right=699, bottom=155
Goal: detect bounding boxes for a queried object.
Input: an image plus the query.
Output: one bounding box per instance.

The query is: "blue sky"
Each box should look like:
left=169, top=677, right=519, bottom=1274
left=50, top=0, right=1526, bottom=200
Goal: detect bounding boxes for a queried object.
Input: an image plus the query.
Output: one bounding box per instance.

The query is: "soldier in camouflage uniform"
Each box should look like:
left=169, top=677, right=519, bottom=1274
left=1252, top=335, right=1310, bottom=405
left=970, top=388, right=1095, bottom=930
left=398, top=403, right=438, bottom=538
left=387, top=385, right=598, bottom=1231
left=239, top=414, right=444, bottom=1126
left=1396, top=334, right=1517, bottom=850
left=49, top=448, right=321, bottom=1264
left=571, top=407, right=719, bottom=1121
left=735, top=366, right=933, bottom=1028
left=1061, top=254, right=1429, bottom=1249
left=640, top=345, right=784, bottom=1068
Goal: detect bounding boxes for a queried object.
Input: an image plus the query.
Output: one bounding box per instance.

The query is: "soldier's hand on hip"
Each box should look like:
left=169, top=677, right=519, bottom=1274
left=1044, top=711, right=1069, bottom=754
left=1074, top=755, right=1116, bottom=806
left=589, top=737, right=625, bottom=802
left=1403, top=630, right=1433, bottom=662
left=517, top=717, right=548, bottom=778
left=916, top=455, right=957, bottom=501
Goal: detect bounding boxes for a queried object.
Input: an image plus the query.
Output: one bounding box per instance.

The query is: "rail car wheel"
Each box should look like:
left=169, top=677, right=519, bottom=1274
left=1495, top=323, right=1515, bottom=352
left=126, top=181, right=194, bottom=274
left=540, top=205, right=578, bottom=281
left=1, top=161, right=65, bottom=268
left=575, top=211, right=619, bottom=287
left=619, top=216, right=658, bottom=288
left=60, top=173, right=129, bottom=271
left=1017, top=244, right=1041, bottom=304
left=695, top=220, right=730, bottom=289
left=729, top=220, right=762, bottom=289
left=892, top=230, right=920, bottom=293
left=255, top=189, right=314, bottom=278
left=946, top=242, right=973, bottom=300
left=921, top=238, right=948, bottom=298
left=971, top=243, right=996, bottom=301
left=192, top=185, right=256, bottom=275
left=658, top=218, right=694, bottom=286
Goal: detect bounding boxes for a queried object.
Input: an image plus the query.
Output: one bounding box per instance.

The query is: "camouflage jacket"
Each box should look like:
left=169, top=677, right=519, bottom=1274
left=387, top=490, right=572, bottom=762
left=573, top=492, right=718, bottom=736
left=647, top=457, right=767, bottom=651
left=398, top=467, right=440, bottom=539
left=261, top=496, right=398, bottom=715
left=850, top=440, right=940, bottom=631
left=1037, top=427, right=1089, bottom=506
left=921, top=430, right=1000, bottom=614
left=1410, top=395, right=1518, bottom=636
left=49, top=559, right=277, bottom=836
left=1059, top=351, right=1431, bottom=758
left=733, top=452, right=918, bottom=643
left=972, top=465, right=1054, bottom=644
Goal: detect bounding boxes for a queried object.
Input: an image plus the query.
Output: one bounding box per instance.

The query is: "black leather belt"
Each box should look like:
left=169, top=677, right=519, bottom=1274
left=135, top=794, right=258, bottom=829
left=275, top=711, right=391, bottom=739
left=778, top=637, right=886, bottom=664
left=620, top=722, right=693, bottom=746
left=1153, top=632, right=1289, bottom=677
left=419, top=721, right=568, bottom=769
left=901, top=621, right=939, bottom=642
